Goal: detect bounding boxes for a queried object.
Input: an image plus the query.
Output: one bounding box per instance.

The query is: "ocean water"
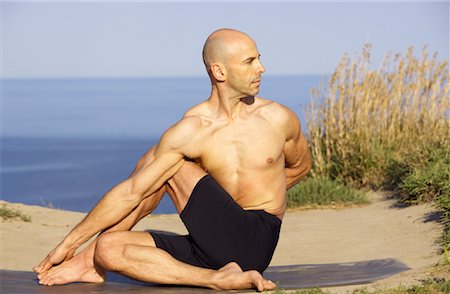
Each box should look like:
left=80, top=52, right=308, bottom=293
left=1, top=75, right=322, bottom=213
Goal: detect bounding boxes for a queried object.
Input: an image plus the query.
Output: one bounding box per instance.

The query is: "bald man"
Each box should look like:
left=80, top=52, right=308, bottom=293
left=34, top=28, right=312, bottom=291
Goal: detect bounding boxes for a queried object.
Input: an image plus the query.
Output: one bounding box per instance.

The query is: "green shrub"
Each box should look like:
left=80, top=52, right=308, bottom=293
left=405, top=278, right=450, bottom=294
left=273, top=278, right=450, bottom=294
left=287, top=177, right=368, bottom=208
left=396, top=147, right=450, bottom=250
left=0, top=204, right=31, bottom=222
left=273, top=288, right=328, bottom=294
left=350, top=278, right=450, bottom=293
left=399, top=147, right=450, bottom=204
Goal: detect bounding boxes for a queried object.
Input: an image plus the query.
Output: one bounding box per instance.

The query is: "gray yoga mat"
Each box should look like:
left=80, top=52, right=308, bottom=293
left=0, top=258, right=410, bottom=293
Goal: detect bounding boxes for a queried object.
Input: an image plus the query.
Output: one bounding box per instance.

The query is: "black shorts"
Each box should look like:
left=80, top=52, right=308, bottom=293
left=149, top=175, right=282, bottom=273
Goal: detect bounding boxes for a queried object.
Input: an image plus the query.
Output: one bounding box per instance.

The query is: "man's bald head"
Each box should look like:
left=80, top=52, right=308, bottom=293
left=202, top=29, right=255, bottom=73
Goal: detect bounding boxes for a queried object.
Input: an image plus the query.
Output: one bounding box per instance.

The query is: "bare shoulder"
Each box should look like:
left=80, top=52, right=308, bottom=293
left=156, top=100, right=214, bottom=159
left=256, top=97, right=300, bottom=138
left=162, top=100, right=210, bottom=142
left=183, top=100, right=210, bottom=117
left=157, top=114, right=204, bottom=156
left=256, top=96, right=291, bottom=117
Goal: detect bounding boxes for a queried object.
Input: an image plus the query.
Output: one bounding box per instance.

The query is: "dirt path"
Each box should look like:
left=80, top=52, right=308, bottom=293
left=0, top=192, right=444, bottom=292
left=272, top=192, right=444, bottom=292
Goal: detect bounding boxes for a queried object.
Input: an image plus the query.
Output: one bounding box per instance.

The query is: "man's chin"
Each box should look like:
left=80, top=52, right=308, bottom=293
left=249, top=88, right=260, bottom=97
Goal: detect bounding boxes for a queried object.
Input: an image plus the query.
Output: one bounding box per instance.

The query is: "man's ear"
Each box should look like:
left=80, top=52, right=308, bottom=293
left=211, top=63, right=226, bottom=82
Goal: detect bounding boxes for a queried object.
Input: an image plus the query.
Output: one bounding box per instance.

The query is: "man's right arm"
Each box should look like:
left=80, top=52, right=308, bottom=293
left=65, top=150, right=185, bottom=248
left=34, top=117, right=201, bottom=273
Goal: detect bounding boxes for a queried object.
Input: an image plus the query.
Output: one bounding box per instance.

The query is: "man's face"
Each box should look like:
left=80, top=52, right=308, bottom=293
left=224, top=38, right=266, bottom=98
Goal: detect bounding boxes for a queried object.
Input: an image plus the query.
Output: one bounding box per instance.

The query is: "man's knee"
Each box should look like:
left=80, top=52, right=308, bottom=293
left=94, top=232, right=127, bottom=271
left=166, top=160, right=208, bottom=213
left=172, top=160, right=207, bottom=182
left=94, top=231, right=156, bottom=271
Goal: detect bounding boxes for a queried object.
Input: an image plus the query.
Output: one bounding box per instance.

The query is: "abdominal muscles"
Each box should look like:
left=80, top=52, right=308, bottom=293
left=208, top=162, right=287, bottom=219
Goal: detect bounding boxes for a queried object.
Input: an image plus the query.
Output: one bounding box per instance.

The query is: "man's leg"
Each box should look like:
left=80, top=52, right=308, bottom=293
left=36, top=185, right=166, bottom=286
left=94, top=231, right=272, bottom=290
left=91, top=161, right=275, bottom=291
left=36, top=146, right=165, bottom=285
left=37, top=158, right=275, bottom=290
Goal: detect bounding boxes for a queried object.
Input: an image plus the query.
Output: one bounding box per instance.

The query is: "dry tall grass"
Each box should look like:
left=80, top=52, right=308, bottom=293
left=307, top=45, right=449, bottom=188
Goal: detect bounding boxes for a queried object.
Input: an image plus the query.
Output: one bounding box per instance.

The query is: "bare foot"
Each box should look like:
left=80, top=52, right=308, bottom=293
left=37, top=252, right=105, bottom=286
left=212, top=262, right=276, bottom=291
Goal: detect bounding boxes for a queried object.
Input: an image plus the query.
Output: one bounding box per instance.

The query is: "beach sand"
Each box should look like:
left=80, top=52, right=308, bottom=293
left=0, top=192, right=445, bottom=293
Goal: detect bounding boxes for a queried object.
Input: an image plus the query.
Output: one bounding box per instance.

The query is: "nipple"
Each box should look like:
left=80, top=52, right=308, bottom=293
left=266, top=157, right=274, bottom=164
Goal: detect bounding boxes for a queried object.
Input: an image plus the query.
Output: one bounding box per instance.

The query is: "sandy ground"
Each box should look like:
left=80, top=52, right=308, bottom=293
left=0, top=191, right=445, bottom=293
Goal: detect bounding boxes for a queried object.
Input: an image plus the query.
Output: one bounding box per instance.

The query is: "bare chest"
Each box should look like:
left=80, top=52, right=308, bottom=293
left=197, top=117, right=285, bottom=174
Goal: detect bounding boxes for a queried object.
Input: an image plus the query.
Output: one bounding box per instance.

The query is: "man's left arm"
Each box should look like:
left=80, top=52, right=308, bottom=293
left=283, top=108, right=312, bottom=190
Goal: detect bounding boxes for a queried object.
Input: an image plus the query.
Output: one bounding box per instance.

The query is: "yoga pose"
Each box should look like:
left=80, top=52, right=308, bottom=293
left=34, top=28, right=312, bottom=291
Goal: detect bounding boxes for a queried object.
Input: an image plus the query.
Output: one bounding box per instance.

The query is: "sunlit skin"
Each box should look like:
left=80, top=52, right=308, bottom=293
left=33, top=29, right=312, bottom=291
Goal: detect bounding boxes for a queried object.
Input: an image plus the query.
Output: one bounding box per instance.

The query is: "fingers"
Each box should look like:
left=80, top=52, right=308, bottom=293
left=34, top=251, right=63, bottom=273
left=33, top=266, right=40, bottom=273
left=37, top=259, right=53, bottom=273
left=33, top=256, right=50, bottom=273
left=34, top=243, right=74, bottom=274
left=66, top=248, right=76, bottom=261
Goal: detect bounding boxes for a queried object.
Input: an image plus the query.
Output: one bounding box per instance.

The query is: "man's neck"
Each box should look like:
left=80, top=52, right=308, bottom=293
left=208, top=85, right=253, bottom=121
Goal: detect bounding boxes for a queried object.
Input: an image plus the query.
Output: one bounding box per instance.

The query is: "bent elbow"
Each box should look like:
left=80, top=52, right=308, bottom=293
left=305, top=157, right=313, bottom=176
left=303, top=150, right=313, bottom=175
left=297, top=157, right=313, bottom=181
left=306, top=158, right=313, bottom=174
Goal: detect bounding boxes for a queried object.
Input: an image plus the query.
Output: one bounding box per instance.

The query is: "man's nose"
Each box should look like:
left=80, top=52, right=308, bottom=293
left=256, top=60, right=266, bottom=74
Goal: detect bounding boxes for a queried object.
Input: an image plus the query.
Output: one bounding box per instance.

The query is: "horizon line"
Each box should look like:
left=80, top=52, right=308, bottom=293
left=0, top=73, right=331, bottom=81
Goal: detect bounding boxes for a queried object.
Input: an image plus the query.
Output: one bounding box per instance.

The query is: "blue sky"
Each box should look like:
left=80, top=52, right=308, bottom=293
left=1, top=1, right=448, bottom=78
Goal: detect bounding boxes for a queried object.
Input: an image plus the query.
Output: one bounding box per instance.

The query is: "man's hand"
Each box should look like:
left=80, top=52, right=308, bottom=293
left=33, top=241, right=76, bottom=273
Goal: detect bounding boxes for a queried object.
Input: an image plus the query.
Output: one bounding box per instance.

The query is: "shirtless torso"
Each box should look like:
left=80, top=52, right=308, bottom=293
left=164, top=96, right=307, bottom=219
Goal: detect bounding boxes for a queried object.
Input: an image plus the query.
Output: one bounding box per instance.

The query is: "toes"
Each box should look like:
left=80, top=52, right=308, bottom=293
left=37, top=271, right=47, bottom=281
left=40, top=276, right=48, bottom=285
left=254, top=278, right=264, bottom=292
left=264, top=279, right=276, bottom=290
left=47, top=278, right=55, bottom=286
left=38, top=270, right=56, bottom=286
left=249, top=271, right=276, bottom=291
left=247, top=271, right=263, bottom=291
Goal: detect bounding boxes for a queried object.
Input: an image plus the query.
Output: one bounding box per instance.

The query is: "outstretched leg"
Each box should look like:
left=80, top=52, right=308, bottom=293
left=93, top=231, right=275, bottom=291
